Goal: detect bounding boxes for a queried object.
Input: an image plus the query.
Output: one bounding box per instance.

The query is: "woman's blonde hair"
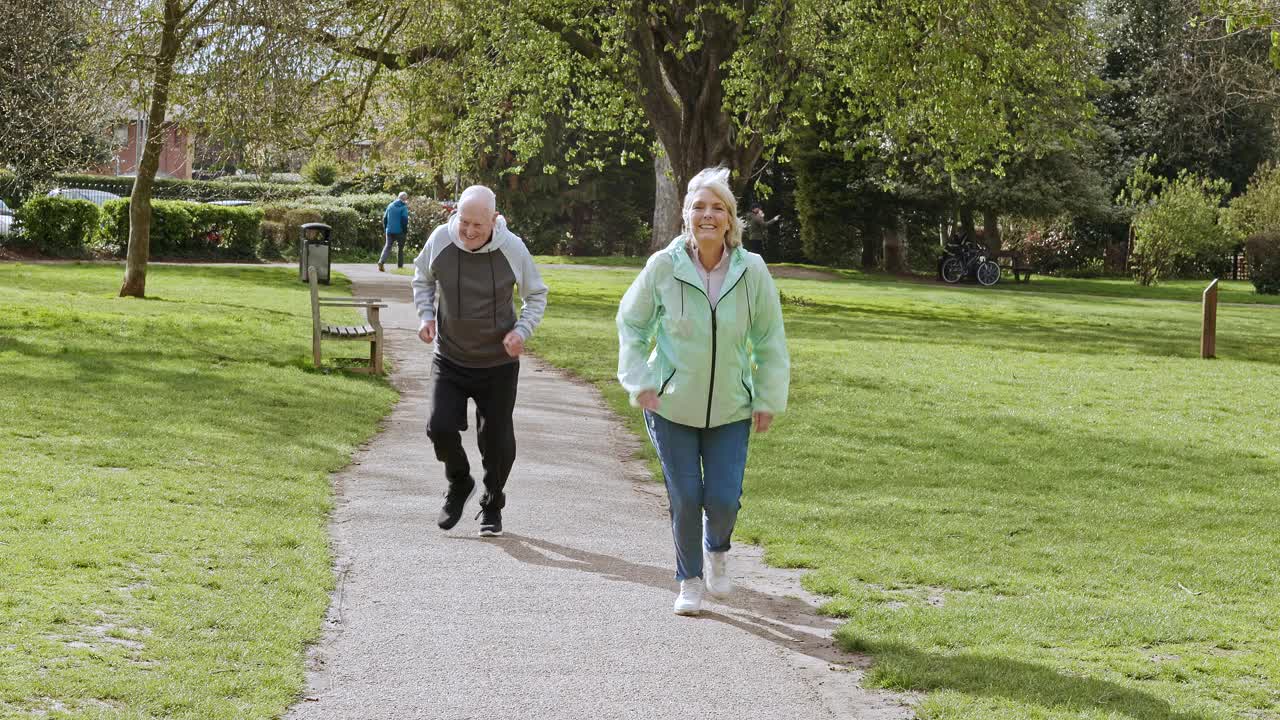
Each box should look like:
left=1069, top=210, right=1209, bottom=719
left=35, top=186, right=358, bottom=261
left=681, top=166, right=742, bottom=248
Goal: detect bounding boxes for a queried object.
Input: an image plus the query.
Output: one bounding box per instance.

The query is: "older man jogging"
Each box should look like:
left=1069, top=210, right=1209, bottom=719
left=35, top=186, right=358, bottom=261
left=411, top=185, right=548, bottom=537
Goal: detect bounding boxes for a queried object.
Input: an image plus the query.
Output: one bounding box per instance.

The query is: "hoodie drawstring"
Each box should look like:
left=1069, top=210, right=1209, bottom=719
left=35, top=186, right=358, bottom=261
left=487, top=251, right=497, bottom=326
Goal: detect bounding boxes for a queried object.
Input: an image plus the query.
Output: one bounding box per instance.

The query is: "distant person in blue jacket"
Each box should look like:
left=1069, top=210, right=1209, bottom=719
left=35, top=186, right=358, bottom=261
left=379, top=192, right=411, bottom=272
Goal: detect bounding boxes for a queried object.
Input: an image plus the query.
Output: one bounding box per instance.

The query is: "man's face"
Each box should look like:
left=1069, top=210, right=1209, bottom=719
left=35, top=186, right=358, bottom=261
left=456, top=200, right=497, bottom=247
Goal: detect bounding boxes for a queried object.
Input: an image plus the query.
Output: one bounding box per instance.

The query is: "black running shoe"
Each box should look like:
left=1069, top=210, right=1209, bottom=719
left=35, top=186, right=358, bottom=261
left=477, top=506, right=503, bottom=537
left=436, top=477, right=476, bottom=530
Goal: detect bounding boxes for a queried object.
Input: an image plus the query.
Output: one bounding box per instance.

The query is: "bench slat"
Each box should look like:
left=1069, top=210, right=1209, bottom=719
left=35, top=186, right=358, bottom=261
left=322, top=324, right=376, bottom=338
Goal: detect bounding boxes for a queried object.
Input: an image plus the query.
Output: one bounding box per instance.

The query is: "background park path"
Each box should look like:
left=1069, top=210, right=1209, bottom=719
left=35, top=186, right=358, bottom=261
left=285, top=263, right=914, bottom=720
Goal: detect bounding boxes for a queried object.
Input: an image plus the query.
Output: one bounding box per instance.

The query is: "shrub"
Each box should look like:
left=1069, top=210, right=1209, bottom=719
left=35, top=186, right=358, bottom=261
left=1245, top=233, right=1280, bottom=295
left=95, top=200, right=193, bottom=256
left=257, top=220, right=288, bottom=258
left=1224, top=163, right=1280, bottom=239
left=95, top=199, right=262, bottom=258
left=1131, top=171, right=1235, bottom=286
left=13, top=196, right=99, bottom=256
left=187, top=204, right=264, bottom=259
left=405, top=196, right=448, bottom=251
left=295, top=194, right=392, bottom=251
left=259, top=204, right=362, bottom=257
left=792, top=144, right=868, bottom=267
left=301, top=156, right=339, bottom=186
left=291, top=193, right=452, bottom=256
left=332, top=170, right=441, bottom=197
left=94, top=199, right=129, bottom=255
left=1060, top=257, right=1106, bottom=278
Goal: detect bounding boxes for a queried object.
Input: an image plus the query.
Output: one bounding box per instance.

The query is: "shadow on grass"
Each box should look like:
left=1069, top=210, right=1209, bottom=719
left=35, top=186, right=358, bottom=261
left=539, top=284, right=1280, bottom=364
left=477, top=534, right=1203, bottom=720
left=852, top=640, right=1211, bottom=720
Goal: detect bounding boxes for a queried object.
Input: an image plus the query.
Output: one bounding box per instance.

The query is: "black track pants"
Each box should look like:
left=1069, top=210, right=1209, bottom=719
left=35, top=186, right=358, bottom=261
left=425, top=354, right=519, bottom=507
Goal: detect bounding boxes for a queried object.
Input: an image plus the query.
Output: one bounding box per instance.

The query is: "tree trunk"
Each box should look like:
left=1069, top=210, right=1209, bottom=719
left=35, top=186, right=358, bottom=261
left=861, top=223, right=880, bottom=269
left=651, top=150, right=682, bottom=252
left=120, top=0, right=184, bottom=298
left=959, top=206, right=977, bottom=241
left=983, top=208, right=1001, bottom=251
left=629, top=7, right=765, bottom=253
left=883, top=215, right=908, bottom=273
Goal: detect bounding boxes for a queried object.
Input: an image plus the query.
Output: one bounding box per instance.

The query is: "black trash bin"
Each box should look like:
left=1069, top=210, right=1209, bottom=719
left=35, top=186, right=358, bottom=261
left=299, top=223, right=332, bottom=284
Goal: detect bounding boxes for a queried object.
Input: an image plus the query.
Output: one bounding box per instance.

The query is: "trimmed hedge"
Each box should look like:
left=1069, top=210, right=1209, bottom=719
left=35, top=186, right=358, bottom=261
left=11, top=196, right=100, bottom=256
left=294, top=194, right=392, bottom=251
left=96, top=199, right=263, bottom=258
left=258, top=204, right=361, bottom=259
left=52, top=174, right=325, bottom=203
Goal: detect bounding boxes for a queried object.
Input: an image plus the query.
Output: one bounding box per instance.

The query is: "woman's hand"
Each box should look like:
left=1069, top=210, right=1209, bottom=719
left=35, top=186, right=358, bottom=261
left=752, top=411, right=773, bottom=433
left=636, top=390, right=661, bottom=411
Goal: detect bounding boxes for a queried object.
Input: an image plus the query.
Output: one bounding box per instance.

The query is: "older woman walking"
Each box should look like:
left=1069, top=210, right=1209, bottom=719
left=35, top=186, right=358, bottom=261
left=616, top=166, right=790, bottom=616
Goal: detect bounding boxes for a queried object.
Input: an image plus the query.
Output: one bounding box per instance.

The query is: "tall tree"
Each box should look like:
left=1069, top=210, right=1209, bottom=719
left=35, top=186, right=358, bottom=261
left=1096, top=0, right=1279, bottom=193
left=98, top=0, right=394, bottom=296
left=527, top=0, right=1097, bottom=248
left=0, top=0, right=106, bottom=197
left=344, top=0, right=1096, bottom=250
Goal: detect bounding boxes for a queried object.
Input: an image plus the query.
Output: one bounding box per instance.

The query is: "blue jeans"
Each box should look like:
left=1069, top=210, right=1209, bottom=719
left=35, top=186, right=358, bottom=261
left=644, top=411, right=751, bottom=581
left=379, top=232, right=406, bottom=266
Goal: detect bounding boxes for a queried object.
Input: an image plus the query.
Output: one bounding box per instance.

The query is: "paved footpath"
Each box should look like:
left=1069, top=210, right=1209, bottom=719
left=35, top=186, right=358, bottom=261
left=286, top=263, right=914, bottom=720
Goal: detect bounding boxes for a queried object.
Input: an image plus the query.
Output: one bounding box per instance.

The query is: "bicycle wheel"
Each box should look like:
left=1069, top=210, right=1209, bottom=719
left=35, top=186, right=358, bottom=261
left=941, top=257, right=965, bottom=283
left=976, top=260, right=1001, bottom=286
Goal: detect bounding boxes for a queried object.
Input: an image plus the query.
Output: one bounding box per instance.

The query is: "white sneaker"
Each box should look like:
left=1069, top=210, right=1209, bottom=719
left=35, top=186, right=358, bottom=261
left=705, top=551, right=732, bottom=596
left=673, top=578, right=705, bottom=616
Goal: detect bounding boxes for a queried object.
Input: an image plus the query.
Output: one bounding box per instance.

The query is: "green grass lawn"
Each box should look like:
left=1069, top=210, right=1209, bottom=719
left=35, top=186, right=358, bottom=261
left=985, top=275, right=1280, bottom=306
left=800, top=262, right=1280, bottom=306
left=0, top=263, right=396, bottom=719
left=528, top=266, right=1280, bottom=720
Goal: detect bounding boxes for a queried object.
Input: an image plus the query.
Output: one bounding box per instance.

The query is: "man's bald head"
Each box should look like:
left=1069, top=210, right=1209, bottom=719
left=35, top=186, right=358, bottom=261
left=455, top=185, right=499, bottom=249
left=458, top=185, right=496, bottom=214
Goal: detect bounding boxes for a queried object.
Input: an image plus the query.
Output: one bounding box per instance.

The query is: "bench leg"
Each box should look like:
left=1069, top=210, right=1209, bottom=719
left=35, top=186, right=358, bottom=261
left=312, top=331, right=323, bottom=369
left=371, top=333, right=383, bottom=375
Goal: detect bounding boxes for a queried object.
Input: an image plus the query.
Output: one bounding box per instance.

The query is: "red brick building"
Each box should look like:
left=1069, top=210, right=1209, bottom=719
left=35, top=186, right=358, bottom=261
left=96, top=120, right=194, bottom=180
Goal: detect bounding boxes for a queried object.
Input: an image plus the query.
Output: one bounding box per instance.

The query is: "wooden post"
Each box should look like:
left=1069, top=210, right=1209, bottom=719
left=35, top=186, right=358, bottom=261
left=1201, top=278, right=1219, bottom=359
left=308, top=266, right=323, bottom=368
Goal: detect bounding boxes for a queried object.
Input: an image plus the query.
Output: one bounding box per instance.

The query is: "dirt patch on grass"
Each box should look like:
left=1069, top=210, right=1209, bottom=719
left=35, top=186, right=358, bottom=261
left=767, top=265, right=843, bottom=281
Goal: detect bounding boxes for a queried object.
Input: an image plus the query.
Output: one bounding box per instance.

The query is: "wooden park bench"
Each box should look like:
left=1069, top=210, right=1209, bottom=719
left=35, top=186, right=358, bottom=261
left=308, top=266, right=387, bottom=374
left=996, top=251, right=1036, bottom=283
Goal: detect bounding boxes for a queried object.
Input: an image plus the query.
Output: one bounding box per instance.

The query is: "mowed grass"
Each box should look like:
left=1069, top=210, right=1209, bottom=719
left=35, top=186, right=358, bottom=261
left=528, top=266, right=1280, bottom=720
left=0, top=264, right=396, bottom=719
left=985, top=275, right=1280, bottom=306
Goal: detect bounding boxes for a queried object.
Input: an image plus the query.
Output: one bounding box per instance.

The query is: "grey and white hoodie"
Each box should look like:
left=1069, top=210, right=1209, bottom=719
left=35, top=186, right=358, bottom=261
left=411, top=215, right=549, bottom=368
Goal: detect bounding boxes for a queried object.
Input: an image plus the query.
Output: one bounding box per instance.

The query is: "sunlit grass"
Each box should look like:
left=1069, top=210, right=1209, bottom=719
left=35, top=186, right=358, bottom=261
left=0, top=263, right=396, bottom=719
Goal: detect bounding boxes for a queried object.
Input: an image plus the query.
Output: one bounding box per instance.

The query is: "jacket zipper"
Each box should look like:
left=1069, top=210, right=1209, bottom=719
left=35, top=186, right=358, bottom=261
left=676, top=271, right=748, bottom=428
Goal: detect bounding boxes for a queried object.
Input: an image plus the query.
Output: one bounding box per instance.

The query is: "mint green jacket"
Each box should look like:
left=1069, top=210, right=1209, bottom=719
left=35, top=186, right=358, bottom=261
left=617, top=237, right=790, bottom=429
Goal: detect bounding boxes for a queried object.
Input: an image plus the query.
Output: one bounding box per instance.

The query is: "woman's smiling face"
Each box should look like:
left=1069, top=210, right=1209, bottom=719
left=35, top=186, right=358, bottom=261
left=688, top=188, right=729, bottom=244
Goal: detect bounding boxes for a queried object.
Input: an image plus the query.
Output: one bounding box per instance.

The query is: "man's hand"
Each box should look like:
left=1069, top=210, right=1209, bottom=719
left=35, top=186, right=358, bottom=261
left=503, top=331, right=525, bottom=357
left=418, top=320, right=436, bottom=344
left=753, top=411, right=774, bottom=433
left=636, top=390, right=660, bottom=412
